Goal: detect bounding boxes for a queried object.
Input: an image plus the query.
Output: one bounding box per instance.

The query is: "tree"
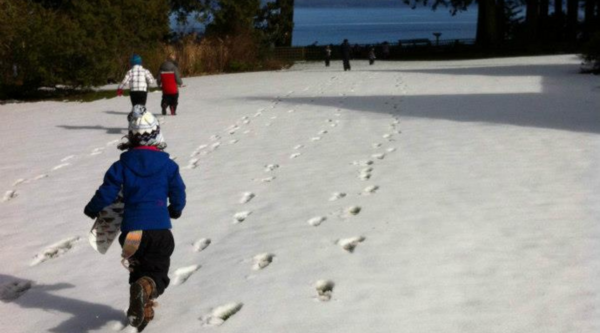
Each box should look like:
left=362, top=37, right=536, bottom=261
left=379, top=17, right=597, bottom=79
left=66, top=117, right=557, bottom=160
left=258, top=0, right=296, bottom=46
left=0, top=0, right=170, bottom=89
left=204, top=0, right=261, bottom=37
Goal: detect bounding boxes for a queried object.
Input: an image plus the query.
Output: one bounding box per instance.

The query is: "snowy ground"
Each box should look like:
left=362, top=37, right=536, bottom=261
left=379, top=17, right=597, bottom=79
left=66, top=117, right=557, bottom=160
left=1, top=55, right=600, bottom=333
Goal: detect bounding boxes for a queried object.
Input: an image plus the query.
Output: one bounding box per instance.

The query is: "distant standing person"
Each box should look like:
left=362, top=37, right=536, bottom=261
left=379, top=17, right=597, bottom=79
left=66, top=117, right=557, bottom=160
left=157, top=53, right=183, bottom=116
left=117, top=54, right=157, bottom=106
left=382, top=42, right=390, bottom=60
left=368, top=48, right=376, bottom=65
left=341, top=39, right=351, bottom=71
left=324, top=45, right=332, bottom=67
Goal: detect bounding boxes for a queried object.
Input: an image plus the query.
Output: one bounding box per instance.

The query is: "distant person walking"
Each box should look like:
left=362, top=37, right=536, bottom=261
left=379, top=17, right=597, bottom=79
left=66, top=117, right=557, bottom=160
left=368, top=48, right=376, bottom=65
left=157, top=53, right=183, bottom=116
left=341, top=39, right=351, bottom=71
left=324, top=45, right=332, bottom=67
left=117, top=54, right=157, bottom=106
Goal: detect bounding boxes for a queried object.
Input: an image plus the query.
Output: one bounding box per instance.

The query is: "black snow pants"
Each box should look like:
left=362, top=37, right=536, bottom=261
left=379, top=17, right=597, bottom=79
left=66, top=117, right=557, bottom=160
left=119, top=229, right=175, bottom=297
left=161, top=93, right=179, bottom=115
left=130, top=91, right=148, bottom=106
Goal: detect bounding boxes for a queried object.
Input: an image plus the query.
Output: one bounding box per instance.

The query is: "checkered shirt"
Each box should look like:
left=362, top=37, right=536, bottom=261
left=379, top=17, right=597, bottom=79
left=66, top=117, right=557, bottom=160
left=118, top=65, right=157, bottom=92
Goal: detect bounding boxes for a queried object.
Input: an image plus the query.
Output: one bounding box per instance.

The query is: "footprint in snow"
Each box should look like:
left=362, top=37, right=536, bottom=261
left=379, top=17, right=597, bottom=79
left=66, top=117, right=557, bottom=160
left=193, top=238, right=211, bottom=252
left=315, top=280, right=335, bottom=302
left=227, top=125, right=240, bottom=134
left=387, top=147, right=396, bottom=153
left=2, top=190, right=18, bottom=202
left=372, top=143, right=382, bottom=149
left=210, top=134, right=221, bottom=141
left=91, top=148, right=105, bottom=156
left=186, top=158, right=199, bottom=169
left=290, top=153, right=301, bottom=159
left=363, top=185, right=379, bottom=195
left=200, top=302, right=244, bottom=326
left=372, top=153, right=386, bottom=160
left=190, top=145, right=208, bottom=157
left=31, top=236, right=81, bottom=266
left=252, top=253, right=275, bottom=270
left=230, top=139, right=239, bottom=144
left=337, top=236, right=366, bottom=253
left=52, top=163, right=70, bottom=171
left=210, top=142, right=221, bottom=151
left=319, top=130, right=328, bottom=135
left=347, top=206, right=362, bottom=216
left=329, top=192, right=347, bottom=201
left=359, top=169, right=372, bottom=181
left=311, top=136, right=321, bottom=142
left=13, top=179, right=26, bottom=186
left=353, top=160, right=374, bottom=167
left=0, top=280, right=32, bottom=302
left=32, top=174, right=49, bottom=181
left=255, top=177, right=276, bottom=183
left=234, top=211, right=252, bottom=223
left=61, top=155, right=75, bottom=162
left=171, top=265, right=200, bottom=286
left=294, top=145, right=304, bottom=150
left=264, top=164, right=279, bottom=172
left=308, top=216, right=327, bottom=227
left=239, top=192, right=255, bottom=204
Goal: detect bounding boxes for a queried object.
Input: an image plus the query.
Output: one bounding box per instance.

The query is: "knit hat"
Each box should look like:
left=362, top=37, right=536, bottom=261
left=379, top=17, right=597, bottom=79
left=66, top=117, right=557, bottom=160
left=130, top=54, right=142, bottom=66
left=127, top=105, right=165, bottom=147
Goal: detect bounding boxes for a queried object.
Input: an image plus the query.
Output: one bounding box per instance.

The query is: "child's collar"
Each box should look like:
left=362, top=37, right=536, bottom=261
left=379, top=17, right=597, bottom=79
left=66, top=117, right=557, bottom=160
left=133, top=146, right=160, bottom=151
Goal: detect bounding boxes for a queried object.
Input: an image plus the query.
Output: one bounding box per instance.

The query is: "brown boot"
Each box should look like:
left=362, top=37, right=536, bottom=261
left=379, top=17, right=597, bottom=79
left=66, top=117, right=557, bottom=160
left=127, top=277, right=157, bottom=328
left=136, top=299, right=157, bottom=332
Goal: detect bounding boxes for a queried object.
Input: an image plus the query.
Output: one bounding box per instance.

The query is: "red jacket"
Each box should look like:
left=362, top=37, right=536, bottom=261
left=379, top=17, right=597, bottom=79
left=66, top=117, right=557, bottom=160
left=160, top=72, right=178, bottom=95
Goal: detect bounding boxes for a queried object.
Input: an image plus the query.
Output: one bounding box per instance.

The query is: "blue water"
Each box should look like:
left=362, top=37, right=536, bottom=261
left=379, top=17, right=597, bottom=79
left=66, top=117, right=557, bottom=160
left=292, top=7, right=478, bottom=46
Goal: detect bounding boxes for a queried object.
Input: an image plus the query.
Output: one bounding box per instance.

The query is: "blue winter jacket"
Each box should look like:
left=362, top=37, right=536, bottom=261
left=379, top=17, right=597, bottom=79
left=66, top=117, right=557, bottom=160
left=85, top=147, right=186, bottom=232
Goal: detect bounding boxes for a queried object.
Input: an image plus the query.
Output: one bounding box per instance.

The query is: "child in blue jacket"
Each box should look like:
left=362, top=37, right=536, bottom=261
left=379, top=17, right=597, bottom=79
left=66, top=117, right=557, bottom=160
left=84, top=105, right=186, bottom=331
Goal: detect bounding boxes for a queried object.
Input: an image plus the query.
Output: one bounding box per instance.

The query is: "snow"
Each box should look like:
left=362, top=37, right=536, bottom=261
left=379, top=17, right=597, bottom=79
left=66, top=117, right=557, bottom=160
left=1, top=55, right=600, bottom=333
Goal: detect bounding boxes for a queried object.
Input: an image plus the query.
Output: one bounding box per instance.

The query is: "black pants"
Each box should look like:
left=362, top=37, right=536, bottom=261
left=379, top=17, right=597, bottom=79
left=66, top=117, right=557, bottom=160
left=343, top=58, right=351, bottom=71
left=119, top=230, right=175, bottom=297
left=130, top=91, right=148, bottom=106
left=161, top=93, right=179, bottom=115
left=325, top=57, right=330, bottom=67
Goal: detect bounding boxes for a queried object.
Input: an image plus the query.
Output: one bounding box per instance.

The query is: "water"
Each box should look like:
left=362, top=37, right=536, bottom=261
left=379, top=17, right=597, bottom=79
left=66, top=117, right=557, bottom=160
left=292, top=6, right=478, bottom=46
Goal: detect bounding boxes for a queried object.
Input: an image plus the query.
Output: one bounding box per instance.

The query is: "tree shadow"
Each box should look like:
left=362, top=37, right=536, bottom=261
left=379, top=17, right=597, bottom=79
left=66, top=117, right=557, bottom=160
left=246, top=92, right=600, bottom=135
left=0, top=274, right=125, bottom=333
left=57, top=125, right=126, bottom=134
left=369, top=63, right=580, bottom=78
left=246, top=61, right=600, bottom=134
left=103, top=110, right=129, bottom=116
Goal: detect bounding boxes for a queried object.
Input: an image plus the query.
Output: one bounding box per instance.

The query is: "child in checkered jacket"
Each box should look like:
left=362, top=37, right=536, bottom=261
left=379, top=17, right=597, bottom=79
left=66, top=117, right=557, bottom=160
left=117, top=55, right=157, bottom=106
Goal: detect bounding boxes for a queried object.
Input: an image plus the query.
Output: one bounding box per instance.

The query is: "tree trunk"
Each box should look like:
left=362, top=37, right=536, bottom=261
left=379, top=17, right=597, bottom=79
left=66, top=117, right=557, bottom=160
left=476, top=0, right=500, bottom=48
left=584, top=0, right=596, bottom=40
left=279, top=0, right=294, bottom=46
left=566, top=0, right=578, bottom=41
left=526, top=0, right=540, bottom=42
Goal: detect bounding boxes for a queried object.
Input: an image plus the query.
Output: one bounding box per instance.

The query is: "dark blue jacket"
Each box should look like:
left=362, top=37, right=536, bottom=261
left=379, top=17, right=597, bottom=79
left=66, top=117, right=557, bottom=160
left=85, top=147, right=186, bottom=232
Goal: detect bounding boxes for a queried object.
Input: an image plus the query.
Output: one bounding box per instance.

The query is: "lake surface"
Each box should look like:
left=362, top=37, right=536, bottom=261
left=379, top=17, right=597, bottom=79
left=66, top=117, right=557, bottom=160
left=292, top=6, right=478, bottom=46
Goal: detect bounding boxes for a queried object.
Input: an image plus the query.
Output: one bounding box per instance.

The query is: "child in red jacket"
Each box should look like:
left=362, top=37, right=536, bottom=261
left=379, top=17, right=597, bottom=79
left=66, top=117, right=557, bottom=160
left=157, top=53, right=183, bottom=116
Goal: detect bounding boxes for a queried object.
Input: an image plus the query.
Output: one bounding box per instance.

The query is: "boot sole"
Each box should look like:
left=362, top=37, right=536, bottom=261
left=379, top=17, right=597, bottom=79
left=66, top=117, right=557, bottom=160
left=127, top=282, right=145, bottom=327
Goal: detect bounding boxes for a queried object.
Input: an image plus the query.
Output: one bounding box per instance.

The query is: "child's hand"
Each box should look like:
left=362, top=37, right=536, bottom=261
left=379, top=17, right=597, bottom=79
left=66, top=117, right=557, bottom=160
left=84, top=207, right=99, bottom=220
left=168, top=205, right=182, bottom=219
